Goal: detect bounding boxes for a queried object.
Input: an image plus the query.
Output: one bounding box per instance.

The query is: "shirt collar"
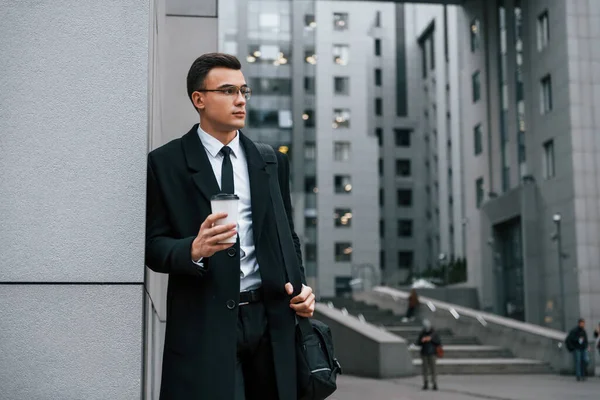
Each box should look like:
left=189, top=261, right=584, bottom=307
left=197, top=125, right=240, bottom=159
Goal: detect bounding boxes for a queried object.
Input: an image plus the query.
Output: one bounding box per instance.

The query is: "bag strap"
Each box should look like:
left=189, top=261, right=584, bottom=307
left=255, top=142, right=313, bottom=337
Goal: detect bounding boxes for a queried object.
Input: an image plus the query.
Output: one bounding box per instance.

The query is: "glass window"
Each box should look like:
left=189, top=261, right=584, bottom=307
left=375, top=98, right=383, bottom=116
left=247, top=44, right=290, bottom=65
left=543, top=139, right=555, bottom=179
left=397, top=189, right=412, bottom=207
left=305, top=176, right=316, bottom=193
left=476, top=177, right=484, bottom=208
left=396, top=159, right=411, bottom=177
left=471, top=18, right=480, bottom=52
left=378, top=158, right=384, bottom=176
left=420, top=42, right=427, bottom=79
left=303, top=109, right=315, bottom=128
left=304, top=15, right=316, bottom=30
left=375, top=69, right=382, bottom=86
left=333, top=109, right=350, bottom=128
left=333, top=45, right=349, bottom=65
left=334, top=175, right=352, bottom=193
left=537, top=11, right=549, bottom=51
left=305, top=216, right=317, bottom=228
left=249, top=110, right=292, bottom=129
left=305, top=243, right=316, bottom=262
left=249, top=78, right=292, bottom=95
left=379, top=219, right=385, bottom=238
left=375, top=128, right=383, bottom=146
left=472, top=71, right=481, bottom=102
left=380, top=250, right=385, bottom=270
left=395, top=129, right=411, bottom=147
left=334, top=77, right=350, bottom=95
left=304, top=77, right=315, bottom=94
left=474, top=124, right=483, bottom=155
left=304, top=142, right=316, bottom=160
left=334, top=142, right=351, bottom=161
left=334, top=208, right=352, bottom=227
left=429, top=37, right=435, bottom=70
left=541, top=75, right=552, bottom=114
left=375, top=11, right=381, bottom=28
left=335, top=243, right=352, bottom=262
left=333, top=13, right=349, bottom=31
left=304, top=49, right=317, bottom=65
left=379, top=188, right=384, bottom=206
left=374, top=39, right=381, bottom=56
left=398, top=220, right=413, bottom=237
left=398, top=251, right=413, bottom=269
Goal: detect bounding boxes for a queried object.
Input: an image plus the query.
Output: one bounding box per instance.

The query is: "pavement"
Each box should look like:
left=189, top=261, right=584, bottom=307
left=331, top=374, right=600, bottom=400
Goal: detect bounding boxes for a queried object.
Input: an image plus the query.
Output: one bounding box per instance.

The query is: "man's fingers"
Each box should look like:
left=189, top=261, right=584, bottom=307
left=200, top=213, right=228, bottom=232
left=204, top=223, right=237, bottom=238
left=291, top=287, right=312, bottom=304
left=285, top=283, right=294, bottom=295
left=290, top=293, right=315, bottom=310
left=206, top=230, right=237, bottom=245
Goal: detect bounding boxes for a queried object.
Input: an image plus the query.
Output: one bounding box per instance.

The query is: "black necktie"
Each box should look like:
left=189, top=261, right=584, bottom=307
left=220, top=146, right=234, bottom=194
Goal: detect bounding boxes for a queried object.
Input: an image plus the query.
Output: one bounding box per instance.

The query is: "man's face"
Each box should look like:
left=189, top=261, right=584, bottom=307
left=579, top=320, right=585, bottom=329
left=193, top=67, right=247, bottom=131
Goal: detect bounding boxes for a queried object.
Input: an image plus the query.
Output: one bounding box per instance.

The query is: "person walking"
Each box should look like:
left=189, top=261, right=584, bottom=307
left=416, top=319, right=441, bottom=390
left=565, top=318, right=589, bottom=381
left=404, top=289, right=419, bottom=321
left=145, top=53, right=315, bottom=400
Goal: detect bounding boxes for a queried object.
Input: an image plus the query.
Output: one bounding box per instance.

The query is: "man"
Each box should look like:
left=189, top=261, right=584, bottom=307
left=145, top=53, right=315, bottom=400
left=415, top=319, right=441, bottom=391
left=565, top=318, right=589, bottom=381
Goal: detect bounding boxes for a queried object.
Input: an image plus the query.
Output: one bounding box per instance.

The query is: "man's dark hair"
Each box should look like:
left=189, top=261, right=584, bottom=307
left=186, top=53, right=242, bottom=106
left=579, top=318, right=585, bottom=324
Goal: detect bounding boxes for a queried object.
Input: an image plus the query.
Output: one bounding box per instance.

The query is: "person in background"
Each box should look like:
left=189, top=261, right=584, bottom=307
left=565, top=318, right=589, bottom=382
left=594, top=322, right=600, bottom=356
left=415, top=319, right=441, bottom=391
left=404, top=289, right=419, bottom=321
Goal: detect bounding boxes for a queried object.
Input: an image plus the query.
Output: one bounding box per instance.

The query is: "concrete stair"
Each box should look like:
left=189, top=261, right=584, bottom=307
left=322, top=297, right=552, bottom=375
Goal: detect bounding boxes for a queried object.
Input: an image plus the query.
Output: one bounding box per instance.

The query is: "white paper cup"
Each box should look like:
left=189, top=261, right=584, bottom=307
left=210, top=194, right=239, bottom=244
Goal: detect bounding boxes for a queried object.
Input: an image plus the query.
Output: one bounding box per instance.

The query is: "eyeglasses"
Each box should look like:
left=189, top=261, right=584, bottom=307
left=197, top=85, right=252, bottom=100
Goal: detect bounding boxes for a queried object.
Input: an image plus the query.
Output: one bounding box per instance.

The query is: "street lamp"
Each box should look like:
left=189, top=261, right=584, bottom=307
left=552, top=212, right=566, bottom=331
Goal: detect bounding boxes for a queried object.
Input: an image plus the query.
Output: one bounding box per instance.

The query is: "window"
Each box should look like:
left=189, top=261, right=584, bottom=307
left=334, top=142, right=351, bottom=161
left=334, top=175, right=352, bottom=193
left=471, top=19, right=480, bottom=52
left=304, top=49, right=317, bottom=65
left=429, top=37, right=435, bottom=70
left=304, top=142, right=315, bottom=160
left=375, top=98, right=383, bottom=116
left=375, top=11, right=381, bottom=28
left=334, top=208, right=352, bottom=227
left=303, top=110, right=314, bottom=128
left=379, top=220, right=385, bottom=238
left=420, top=42, right=427, bottom=78
left=380, top=250, right=385, bottom=270
left=476, top=177, right=484, bottom=208
left=305, top=216, right=317, bottom=228
left=334, top=13, right=349, bottom=31
left=375, top=69, right=382, bottom=86
left=397, top=189, right=412, bottom=207
left=379, top=188, right=384, bottom=206
left=249, top=110, right=292, bottom=128
left=474, top=124, right=483, bottom=155
left=248, top=44, right=290, bottom=64
left=334, top=77, right=350, bottom=95
left=472, top=71, right=481, bottom=102
left=305, top=15, right=316, bottom=30
left=333, top=44, right=349, bottom=65
left=305, top=243, right=316, bottom=262
left=396, top=160, right=411, bottom=177
left=378, top=158, right=383, bottom=176
left=543, top=139, right=555, bottom=178
left=305, top=177, right=316, bottom=193
left=398, top=251, right=413, bottom=269
left=398, top=220, right=413, bottom=237
left=374, top=39, right=381, bottom=56
left=537, top=11, right=549, bottom=51
left=335, top=243, right=352, bottom=262
left=304, top=77, right=315, bottom=94
left=333, top=109, right=350, bottom=128
left=375, top=128, right=383, bottom=146
left=395, top=129, right=411, bottom=147
left=541, top=75, right=552, bottom=114
left=249, top=78, right=292, bottom=95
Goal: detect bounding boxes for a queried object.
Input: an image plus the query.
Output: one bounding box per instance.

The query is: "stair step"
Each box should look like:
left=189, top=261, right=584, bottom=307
left=409, top=345, right=512, bottom=359
left=385, top=326, right=453, bottom=335
left=391, top=333, right=480, bottom=345
left=412, top=358, right=551, bottom=374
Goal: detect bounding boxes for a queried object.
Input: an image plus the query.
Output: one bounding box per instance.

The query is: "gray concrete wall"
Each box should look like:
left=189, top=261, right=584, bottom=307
left=0, top=0, right=148, bottom=398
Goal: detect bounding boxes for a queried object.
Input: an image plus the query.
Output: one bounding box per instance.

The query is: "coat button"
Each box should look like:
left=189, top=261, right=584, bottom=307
left=226, top=299, right=236, bottom=310
left=227, top=248, right=236, bottom=257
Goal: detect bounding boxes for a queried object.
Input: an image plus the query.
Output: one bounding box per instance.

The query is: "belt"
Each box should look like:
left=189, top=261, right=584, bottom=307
left=239, top=288, right=262, bottom=306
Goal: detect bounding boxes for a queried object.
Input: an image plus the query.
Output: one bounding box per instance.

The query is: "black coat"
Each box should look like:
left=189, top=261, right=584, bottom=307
left=566, top=327, right=588, bottom=351
left=145, top=125, right=306, bottom=400
left=416, top=329, right=441, bottom=356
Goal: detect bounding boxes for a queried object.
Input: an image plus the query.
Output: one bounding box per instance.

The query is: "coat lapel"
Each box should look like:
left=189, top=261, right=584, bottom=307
left=182, top=124, right=221, bottom=205
left=239, top=133, right=270, bottom=243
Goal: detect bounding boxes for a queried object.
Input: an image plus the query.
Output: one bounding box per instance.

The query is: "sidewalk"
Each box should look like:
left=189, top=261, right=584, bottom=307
left=332, top=374, right=600, bottom=400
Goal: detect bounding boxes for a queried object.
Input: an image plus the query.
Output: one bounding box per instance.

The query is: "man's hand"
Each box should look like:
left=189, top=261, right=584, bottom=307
left=422, top=336, right=431, bottom=343
left=191, top=213, right=237, bottom=260
left=285, top=283, right=315, bottom=318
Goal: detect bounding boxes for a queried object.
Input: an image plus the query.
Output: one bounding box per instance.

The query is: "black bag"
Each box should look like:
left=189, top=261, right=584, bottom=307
left=256, top=143, right=341, bottom=400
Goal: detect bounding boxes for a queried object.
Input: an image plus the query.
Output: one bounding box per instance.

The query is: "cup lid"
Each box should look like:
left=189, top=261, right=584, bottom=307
left=211, top=193, right=239, bottom=200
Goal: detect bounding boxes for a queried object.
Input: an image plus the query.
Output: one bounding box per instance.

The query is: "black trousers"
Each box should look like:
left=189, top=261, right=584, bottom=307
left=235, top=302, right=279, bottom=400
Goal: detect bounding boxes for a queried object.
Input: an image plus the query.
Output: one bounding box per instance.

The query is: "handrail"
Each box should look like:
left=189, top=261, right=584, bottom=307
left=373, top=286, right=566, bottom=340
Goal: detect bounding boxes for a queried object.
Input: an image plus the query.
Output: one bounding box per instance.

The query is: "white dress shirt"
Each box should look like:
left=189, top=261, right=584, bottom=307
left=197, top=126, right=262, bottom=292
